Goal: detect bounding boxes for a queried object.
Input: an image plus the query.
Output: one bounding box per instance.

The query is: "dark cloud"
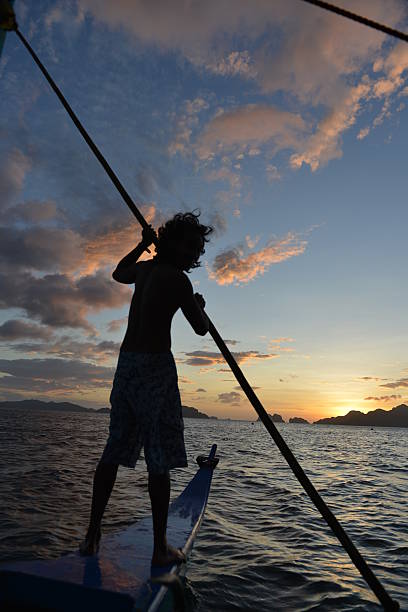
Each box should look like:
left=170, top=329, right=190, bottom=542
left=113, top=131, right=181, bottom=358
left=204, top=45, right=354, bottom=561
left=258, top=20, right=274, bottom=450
left=0, top=358, right=114, bottom=396
left=0, top=226, right=82, bottom=273
left=0, top=271, right=131, bottom=330
left=234, top=385, right=260, bottom=390
left=196, top=387, right=206, bottom=392
left=9, top=337, right=120, bottom=363
left=380, top=378, right=408, bottom=389
left=184, top=349, right=277, bottom=367
left=2, top=200, right=60, bottom=224
left=218, top=391, right=241, bottom=404
left=0, top=319, right=52, bottom=341
left=364, top=395, right=401, bottom=401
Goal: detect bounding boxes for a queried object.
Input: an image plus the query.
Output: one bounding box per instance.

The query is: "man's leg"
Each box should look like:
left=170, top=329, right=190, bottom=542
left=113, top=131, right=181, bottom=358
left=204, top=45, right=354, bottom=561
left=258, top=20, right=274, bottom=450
left=80, top=460, right=118, bottom=555
left=149, top=472, right=185, bottom=566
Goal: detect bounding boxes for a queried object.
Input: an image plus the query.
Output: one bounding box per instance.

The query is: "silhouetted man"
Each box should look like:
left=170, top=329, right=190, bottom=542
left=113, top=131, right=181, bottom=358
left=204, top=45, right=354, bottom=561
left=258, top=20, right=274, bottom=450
left=80, top=212, right=212, bottom=566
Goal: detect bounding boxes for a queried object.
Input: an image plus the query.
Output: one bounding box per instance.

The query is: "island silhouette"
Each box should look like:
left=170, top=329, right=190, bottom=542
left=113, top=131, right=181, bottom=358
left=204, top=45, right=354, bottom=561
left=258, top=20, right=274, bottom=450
left=256, top=412, right=284, bottom=423
left=314, top=404, right=408, bottom=427
left=0, top=399, right=216, bottom=419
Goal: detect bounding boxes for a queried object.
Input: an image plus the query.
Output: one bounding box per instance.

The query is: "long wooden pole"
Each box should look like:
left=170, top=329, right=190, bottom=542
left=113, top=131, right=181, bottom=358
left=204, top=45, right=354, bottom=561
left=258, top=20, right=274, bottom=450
left=5, top=20, right=399, bottom=611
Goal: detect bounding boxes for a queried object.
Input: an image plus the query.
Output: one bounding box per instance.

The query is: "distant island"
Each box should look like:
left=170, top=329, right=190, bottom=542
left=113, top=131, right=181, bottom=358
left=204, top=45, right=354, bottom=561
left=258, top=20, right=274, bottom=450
left=314, top=404, right=408, bottom=427
left=289, top=417, right=309, bottom=424
left=182, top=405, right=217, bottom=419
left=257, top=412, right=284, bottom=423
left=0, top=400, right=216, bottom=419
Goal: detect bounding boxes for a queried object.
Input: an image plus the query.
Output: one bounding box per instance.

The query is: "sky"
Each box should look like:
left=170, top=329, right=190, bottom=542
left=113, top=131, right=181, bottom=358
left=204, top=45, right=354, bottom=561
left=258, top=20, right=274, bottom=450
left=0, top=0, right=407, bottom=422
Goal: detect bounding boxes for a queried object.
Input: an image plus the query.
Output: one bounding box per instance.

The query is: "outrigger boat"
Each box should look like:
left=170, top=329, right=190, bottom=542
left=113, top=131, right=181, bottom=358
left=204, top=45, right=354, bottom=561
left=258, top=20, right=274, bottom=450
left=0, top=445, right=218, bottom=611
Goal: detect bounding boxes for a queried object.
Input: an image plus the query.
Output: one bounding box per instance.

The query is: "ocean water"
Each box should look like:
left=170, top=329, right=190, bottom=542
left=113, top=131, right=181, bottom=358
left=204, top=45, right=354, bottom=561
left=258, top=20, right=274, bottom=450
left=0, top=409, right=407, bottom=611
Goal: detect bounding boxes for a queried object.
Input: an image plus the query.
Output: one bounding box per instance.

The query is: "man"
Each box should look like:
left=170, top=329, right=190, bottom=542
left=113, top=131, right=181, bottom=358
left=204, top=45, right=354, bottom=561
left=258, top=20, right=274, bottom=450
left=80, top=211, right=212, bottom=566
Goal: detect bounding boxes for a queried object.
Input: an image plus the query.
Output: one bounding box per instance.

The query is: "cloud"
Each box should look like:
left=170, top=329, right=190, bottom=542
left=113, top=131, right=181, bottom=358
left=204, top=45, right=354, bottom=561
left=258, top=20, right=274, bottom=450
left=107, top=317, right=128, bottom=333
left=234, top=385, right=260, bottom=391
left=0, top=358, right=114, bottom=396
left=266, top=164, right=281, bottom=182
left=209, top=232, right=307, bottom=285
left=206, top=166, right=241, bottom=190
left=78, top=0, right=283, bottom=52
left=290, top=81, right=370, bottom=171
left=1, top=200, right=60, bottom=224
left=203, top=51, right=257, bottom=78
left=184, top=349, right=278, bottom=368
left=9, top=337, right=120, bottom=364
left=57, top=0, right=407, bottom=174
left=196, top=105, right=306, bottom=161
left=364, top=395, right=401, bottom=402
left=196, top=388, right=206, bottom=393
left=0, top=320, right=52, bottom=341
left=78, top=1, right=406, bottom=90
left=380, top=378, right=408, bottom=389
left=358, top=376, right=387, bottom=381
left=206, top=211, right=227, bottom=236
left=0, top=226, right=84, bottom=273
left=168, top=97, right=210, bottom=156
left=357, top=126, right=370, bottom=140
left=218, top=391, right=241, bottom=404
left=0, top=148, right=31, bottom=209
left=0, top=270, right=131, bottom=331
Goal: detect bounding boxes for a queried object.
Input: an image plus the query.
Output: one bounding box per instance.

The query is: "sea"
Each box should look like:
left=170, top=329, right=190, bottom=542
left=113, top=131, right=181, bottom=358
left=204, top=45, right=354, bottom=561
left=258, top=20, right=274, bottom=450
left=0, top=409, right=407, bottom=611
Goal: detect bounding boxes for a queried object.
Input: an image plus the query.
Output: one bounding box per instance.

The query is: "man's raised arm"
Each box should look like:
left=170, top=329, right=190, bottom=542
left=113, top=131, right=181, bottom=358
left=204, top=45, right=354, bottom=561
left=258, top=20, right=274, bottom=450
left=112, top=225, right=156, bottom=284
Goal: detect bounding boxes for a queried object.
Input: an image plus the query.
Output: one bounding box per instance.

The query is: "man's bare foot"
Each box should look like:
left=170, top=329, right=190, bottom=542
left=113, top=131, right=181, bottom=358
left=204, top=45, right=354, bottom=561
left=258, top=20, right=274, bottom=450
left=151, top=544, right=186, bottom=567
left=79, top=528, right=101, bottom=556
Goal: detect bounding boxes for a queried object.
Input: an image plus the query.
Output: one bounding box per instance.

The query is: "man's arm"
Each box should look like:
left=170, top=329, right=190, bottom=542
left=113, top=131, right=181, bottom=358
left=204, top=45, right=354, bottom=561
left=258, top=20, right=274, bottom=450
left=112, top=226, right=156, bottom=284
left=179, top=274, right=209, bottom=336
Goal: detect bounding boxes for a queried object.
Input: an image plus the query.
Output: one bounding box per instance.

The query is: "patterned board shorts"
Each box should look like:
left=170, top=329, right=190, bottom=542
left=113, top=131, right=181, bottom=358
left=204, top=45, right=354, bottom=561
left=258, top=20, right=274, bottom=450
left=100, top=351, right=188, bottom=473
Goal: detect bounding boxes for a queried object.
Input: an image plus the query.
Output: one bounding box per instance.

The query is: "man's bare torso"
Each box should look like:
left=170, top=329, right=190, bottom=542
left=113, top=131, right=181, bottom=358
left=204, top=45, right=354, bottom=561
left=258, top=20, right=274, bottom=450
left=121, top=260, right=182, bottom=352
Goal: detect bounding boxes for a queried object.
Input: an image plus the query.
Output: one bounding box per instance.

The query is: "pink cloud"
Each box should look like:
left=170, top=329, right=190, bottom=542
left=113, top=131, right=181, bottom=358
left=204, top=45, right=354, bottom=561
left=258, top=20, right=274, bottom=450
left=209, top=232, right=307, bottom=285
left=196, top=105, right=306, bottom=161
left=290, top=82, right=371, bottom=171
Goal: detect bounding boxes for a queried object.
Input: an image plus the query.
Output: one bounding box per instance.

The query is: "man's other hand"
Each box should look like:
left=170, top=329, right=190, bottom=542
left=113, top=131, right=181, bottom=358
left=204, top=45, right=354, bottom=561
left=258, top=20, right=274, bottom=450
left=194, top=293, right=206, bottom=309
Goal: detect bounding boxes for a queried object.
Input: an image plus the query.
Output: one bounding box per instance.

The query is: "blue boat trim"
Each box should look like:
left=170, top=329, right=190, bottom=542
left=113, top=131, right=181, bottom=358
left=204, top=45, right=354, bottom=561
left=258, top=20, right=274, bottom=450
left=0, top=444, right=218, bottom=611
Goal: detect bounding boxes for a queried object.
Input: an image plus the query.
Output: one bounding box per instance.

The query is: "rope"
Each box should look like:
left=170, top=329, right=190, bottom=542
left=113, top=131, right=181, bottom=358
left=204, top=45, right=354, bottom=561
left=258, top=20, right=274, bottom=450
left=299, top=0, right=408, bottom=43
left=3, top=16, right=400, bottom=611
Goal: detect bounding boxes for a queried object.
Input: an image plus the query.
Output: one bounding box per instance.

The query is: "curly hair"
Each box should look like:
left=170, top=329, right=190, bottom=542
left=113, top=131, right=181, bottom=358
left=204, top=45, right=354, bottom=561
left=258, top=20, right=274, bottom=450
left=155, top=211, right=213, bottom=270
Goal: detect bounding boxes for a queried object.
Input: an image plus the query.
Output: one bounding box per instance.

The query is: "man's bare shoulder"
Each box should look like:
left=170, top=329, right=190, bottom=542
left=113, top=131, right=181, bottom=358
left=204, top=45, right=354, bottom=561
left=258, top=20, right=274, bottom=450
left=152, top=262, right=193, bottom=296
